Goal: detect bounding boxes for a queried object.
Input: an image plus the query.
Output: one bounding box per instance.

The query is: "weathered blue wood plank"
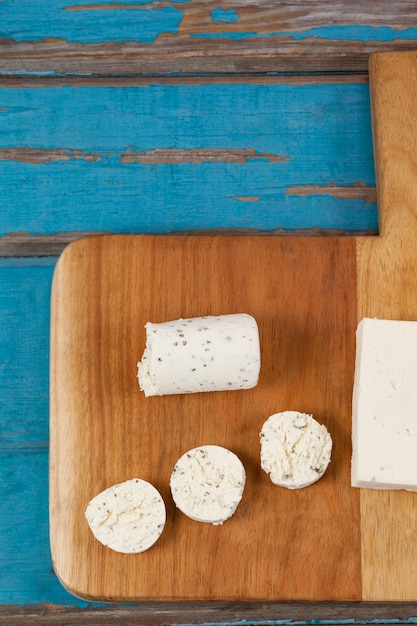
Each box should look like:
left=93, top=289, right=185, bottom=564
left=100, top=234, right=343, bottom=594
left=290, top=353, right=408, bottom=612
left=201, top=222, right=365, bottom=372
left=0, top=448, right=89, bottom=606
left=0, top=259, right=90, bottom=605
left=2, top=2, right=417, bottom=76
left=0, top=0, right=184, bottom=44
left=0, top=260, right=53, bottom=443
left=191, top=25, right=417, bottom=42
left=0, top=0, right=416, bottom=45
left=0, top=83, right=378, bottom=236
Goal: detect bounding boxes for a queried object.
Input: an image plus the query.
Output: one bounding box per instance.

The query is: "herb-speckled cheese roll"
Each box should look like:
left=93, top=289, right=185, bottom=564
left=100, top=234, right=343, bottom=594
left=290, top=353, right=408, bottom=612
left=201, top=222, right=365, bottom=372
left=137, top=313, right=260, bottom=396
left=170, top=445, right=246, bottom=525
left=85, top=478, right=166, bottom=554
left=260, top=411, right=332, bottom=489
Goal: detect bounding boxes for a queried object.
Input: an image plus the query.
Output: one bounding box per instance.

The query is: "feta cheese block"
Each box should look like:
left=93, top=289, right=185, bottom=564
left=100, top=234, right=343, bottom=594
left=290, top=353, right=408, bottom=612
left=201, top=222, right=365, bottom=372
left=137, top=313, right=260, bottom=396
left=352, top=317, right=417, bottom=491
left=260, top=411, right=332, bottom=489
left=170, top=445, right=246, bottom=525
left=85, top=478, right=166, bottom=553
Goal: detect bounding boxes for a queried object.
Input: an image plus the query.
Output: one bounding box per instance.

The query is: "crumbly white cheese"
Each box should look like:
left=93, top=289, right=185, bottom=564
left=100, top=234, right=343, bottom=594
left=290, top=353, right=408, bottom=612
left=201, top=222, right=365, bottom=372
left=137, top=313, right=260, bottom=397
left=85, top=478, right=166, bottom=553
left=260, top=411, right=332, bottom=489
left=170, top=445, right=246, bottom=525
left=352, top=317, right=417, bottom=491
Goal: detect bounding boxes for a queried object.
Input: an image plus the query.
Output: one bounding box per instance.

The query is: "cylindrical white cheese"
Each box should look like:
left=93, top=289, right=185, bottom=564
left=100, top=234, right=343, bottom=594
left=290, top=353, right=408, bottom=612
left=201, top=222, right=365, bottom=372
left=85, top=478, right=166, bottom=554
left=137, top=313, right=260, bottom=397
left=170, top=445, right=246, bottom=525
left=260, top=411, right=332, bottom=489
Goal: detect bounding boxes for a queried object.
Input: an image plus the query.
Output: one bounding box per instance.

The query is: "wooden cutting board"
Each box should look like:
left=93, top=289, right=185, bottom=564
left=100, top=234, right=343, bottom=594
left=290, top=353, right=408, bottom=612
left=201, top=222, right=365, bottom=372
left=49, top=51, right=417, bottom=602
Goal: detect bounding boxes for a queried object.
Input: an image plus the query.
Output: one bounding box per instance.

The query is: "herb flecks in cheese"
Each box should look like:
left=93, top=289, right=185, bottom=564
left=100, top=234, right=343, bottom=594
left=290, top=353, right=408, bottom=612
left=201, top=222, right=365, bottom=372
left=170, top=445, right=246, bottom=525
left=352, top=317, right=417, bottom=491
left=137, top=313, right=260, bottom=396
left=85, top=478, right=166, bottom=553
left=260, top=411, right=332, bottom=489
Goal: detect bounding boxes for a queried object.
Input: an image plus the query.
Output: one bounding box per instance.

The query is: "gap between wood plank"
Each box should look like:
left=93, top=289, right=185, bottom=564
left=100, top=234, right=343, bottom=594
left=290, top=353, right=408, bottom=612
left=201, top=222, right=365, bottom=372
left=0, top=230, right=379, bottom=258
left=1, top=601, right=417, bottom=624
left=0, top=38, right=415, bottom=76
left=0, top=73, right=369, bottom=87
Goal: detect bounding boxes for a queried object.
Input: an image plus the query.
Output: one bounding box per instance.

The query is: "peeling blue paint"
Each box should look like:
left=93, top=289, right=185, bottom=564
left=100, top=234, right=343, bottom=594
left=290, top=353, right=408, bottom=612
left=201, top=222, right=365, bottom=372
left=0, top=83, right=377, bottom=235
left=191, top=31, right=258, bottom=40
left=288, top=25, right=417, bottom=42
left=0, top=1, right=184, bottom=43
left=1, top=4, right=416, bottom=45
left=0, top=86, right=377, bottom=232
left=0, top=160, right=378, bottom=234
left=190, top=25, right=417, bottom=42
left=211, top=8, right=240, bottom=23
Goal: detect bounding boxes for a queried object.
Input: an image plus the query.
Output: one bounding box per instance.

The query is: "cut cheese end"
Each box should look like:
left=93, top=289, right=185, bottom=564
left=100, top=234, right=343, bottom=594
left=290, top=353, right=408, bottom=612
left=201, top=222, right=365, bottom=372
left=260, top=411, right=332, bottom=489
left=137, top=313, right=260, bottom=397
left=170, top=445, right=246, bottom=525
left=85, top=478, right=166, bottom=553
left=352, top=317, right=417, bottom=491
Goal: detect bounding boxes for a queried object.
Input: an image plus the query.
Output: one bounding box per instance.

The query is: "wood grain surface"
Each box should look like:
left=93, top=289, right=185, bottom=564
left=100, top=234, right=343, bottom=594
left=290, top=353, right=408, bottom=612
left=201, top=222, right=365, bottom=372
left=50, top=234, right=359, bottom=602
left=357, top=51, right=417, bottom=601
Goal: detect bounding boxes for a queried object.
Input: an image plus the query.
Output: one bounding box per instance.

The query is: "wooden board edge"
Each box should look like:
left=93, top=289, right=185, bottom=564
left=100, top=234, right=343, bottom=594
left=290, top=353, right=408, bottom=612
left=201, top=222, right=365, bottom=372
left=357, top=50, right=417, bottom=601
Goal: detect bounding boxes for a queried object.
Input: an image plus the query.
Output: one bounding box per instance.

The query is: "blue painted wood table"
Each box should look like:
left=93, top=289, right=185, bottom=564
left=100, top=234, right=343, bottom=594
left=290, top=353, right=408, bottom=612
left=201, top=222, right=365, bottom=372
left=2, top=2, right=417, bottom=623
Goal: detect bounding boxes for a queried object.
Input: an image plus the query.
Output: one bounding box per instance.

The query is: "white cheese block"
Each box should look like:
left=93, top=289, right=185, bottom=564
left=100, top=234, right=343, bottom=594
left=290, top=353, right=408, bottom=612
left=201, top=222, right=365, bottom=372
left=260, top=411, right=332, bottom=489
left=137, top=313, right=260, bottom=397
left=352, top=317, right=417, bottom=491
left=85, top=478, right=166, bottom=553
left=170, top=445, right=246, bottom=525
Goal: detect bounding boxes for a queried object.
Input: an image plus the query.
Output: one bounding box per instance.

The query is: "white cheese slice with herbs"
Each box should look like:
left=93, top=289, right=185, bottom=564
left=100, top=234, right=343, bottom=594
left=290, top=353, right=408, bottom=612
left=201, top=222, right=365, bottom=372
left=260, top=411, right=332, bottom=489
left=137, top=313, right=260, bottom=397
left=85, top=478, right=166, bottom=553
left=170, top=445, right=246, bottom=525
left=352, top=317, right=417, bottom=491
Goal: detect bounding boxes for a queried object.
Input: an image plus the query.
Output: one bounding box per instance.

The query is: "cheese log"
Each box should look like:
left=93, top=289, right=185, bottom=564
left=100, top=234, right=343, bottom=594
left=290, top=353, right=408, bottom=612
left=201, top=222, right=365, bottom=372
left=137, top=313, right=260, bottom=397
left=260, top=411, right=332, bottom=489
left=85, top=478, right=166, bottom=553
left=352, top=317, right=417, bottom=491
left=170, top=445, right=246, bottom=525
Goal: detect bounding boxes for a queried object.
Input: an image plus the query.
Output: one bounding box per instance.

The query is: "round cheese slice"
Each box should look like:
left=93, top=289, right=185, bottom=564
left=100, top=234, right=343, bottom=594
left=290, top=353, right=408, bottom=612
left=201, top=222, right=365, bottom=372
left=260, top=411, right=332, bottom=489
left=85, top=478, right=166, bottom=554
left=137, top=313, right=260, bottom=397
left=170, top=445, right=246, bottom=525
